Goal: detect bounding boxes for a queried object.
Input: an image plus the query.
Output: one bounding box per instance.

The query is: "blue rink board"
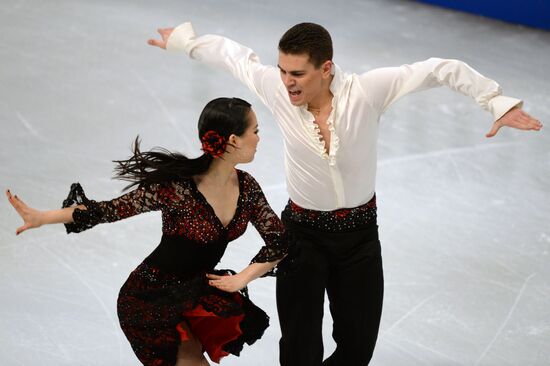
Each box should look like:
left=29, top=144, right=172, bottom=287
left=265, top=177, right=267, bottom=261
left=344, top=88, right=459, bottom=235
left=416, top=0, right=550, bottom=30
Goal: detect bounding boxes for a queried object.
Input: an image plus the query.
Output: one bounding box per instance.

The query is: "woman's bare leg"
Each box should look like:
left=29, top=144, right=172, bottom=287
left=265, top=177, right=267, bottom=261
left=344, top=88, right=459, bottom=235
left=175, top=322, right=210, bottom=366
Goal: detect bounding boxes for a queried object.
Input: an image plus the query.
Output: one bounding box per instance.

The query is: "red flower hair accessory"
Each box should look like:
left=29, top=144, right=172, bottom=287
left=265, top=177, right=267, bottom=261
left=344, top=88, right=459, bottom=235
left=201, top=130, right=227, bottom=158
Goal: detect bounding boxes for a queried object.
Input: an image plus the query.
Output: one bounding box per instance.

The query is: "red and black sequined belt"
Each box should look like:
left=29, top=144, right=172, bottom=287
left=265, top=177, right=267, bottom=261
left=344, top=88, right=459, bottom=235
left=281, top=195, right=377, bottom=233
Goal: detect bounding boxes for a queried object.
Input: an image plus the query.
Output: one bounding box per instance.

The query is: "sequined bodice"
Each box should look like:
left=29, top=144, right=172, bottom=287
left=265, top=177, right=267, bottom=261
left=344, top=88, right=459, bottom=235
left=63, top=169, right=287, bottom=266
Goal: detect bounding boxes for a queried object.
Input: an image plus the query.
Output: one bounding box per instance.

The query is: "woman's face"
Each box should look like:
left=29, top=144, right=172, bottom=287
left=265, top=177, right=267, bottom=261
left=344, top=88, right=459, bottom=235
left=231, top=109, right=260, bottom=164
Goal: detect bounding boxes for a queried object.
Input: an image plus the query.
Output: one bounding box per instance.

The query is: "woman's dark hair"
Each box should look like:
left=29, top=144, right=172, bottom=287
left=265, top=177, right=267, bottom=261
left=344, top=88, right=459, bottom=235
left=114, top=97, right=252, bottom=190
left=278, top=22, right=333, bottom=68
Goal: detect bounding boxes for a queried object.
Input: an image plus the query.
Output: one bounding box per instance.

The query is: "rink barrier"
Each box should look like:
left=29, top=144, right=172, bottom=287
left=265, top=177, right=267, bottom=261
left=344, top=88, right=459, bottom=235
left=415, top=0, right=550, bottom=31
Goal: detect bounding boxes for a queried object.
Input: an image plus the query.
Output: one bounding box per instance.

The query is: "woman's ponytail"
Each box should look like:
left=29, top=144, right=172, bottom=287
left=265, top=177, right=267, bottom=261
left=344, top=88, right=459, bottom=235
left=113, top=136, right=213, bottom=190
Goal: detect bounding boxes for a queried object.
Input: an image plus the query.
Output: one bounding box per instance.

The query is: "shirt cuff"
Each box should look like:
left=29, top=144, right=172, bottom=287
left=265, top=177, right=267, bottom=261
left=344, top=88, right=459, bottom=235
left=166, top=22, right=196, bottom=54
left=488, top=95, right=523, bottom=121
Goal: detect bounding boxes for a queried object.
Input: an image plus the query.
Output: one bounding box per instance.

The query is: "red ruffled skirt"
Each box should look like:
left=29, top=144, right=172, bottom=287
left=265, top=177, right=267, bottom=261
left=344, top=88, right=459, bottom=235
left=117, top=262, right=269, bottom=366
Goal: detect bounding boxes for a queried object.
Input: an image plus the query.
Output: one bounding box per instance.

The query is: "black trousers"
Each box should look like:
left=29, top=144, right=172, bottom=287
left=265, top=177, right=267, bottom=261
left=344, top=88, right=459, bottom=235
left=276, top=218, right=384, bottom=366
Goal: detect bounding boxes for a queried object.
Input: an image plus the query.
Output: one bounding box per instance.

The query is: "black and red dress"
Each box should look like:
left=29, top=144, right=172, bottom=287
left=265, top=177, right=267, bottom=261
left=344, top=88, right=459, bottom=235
left=62, top=169, right=287, bottom=365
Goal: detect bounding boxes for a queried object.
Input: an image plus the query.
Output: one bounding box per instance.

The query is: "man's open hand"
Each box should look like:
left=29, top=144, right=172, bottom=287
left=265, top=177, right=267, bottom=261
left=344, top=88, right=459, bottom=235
left=147, top=28, right=174, bottom=49
left=486, top=107, right=543, bottom=138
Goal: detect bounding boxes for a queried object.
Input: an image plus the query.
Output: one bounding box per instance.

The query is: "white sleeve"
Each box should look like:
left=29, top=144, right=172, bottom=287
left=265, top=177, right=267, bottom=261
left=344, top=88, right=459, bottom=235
left=166, top=22, right=281, bottom=111
left=359, top=57, right=522, bottom=121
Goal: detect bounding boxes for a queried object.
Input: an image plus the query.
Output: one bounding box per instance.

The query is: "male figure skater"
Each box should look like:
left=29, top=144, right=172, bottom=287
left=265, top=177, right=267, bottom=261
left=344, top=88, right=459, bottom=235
left=148, top=22, right=542, bottom=365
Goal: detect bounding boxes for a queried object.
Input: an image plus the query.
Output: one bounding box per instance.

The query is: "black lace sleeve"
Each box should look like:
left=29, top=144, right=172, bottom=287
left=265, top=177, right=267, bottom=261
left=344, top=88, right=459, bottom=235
left=244, top=174, right=288, bottom=265
left=62, top=182, right=164, bottom=234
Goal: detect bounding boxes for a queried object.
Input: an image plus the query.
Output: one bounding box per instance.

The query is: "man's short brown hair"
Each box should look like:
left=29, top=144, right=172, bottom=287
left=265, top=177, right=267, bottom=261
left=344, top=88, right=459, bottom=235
left=278, top=23, right=333, bottom=68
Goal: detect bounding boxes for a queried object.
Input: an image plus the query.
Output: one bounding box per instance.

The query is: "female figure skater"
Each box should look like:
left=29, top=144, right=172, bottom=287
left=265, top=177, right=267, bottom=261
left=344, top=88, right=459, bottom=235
left=5, top=97, right=287, bottom=366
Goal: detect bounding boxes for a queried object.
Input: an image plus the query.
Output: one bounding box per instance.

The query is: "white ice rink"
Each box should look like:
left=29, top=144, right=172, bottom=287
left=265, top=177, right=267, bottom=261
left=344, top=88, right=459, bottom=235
left=1, top=0, right=549, bottom=365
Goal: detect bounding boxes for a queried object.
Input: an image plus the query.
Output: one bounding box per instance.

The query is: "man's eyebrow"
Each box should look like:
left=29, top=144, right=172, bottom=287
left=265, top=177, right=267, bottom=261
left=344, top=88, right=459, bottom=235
left=277, top=65, right=306, bottom=74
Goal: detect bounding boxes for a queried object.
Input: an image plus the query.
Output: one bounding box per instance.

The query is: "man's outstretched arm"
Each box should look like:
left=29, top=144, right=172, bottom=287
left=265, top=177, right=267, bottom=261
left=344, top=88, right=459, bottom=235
left=360, top=58, right=542, bottom=137
left=148, top=23, right=281, bottom=112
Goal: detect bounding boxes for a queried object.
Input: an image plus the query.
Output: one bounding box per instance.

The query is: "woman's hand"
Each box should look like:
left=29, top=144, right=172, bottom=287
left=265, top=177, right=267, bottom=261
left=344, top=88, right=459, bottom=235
left=207, top=272, right=249, bottom=293
left=5, top=190, right=43, bottom=235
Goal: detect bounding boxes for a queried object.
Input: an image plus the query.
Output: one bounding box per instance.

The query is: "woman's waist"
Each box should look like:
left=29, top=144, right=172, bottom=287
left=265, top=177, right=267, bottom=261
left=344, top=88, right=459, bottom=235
left=144, top=235, right=228, bottom=276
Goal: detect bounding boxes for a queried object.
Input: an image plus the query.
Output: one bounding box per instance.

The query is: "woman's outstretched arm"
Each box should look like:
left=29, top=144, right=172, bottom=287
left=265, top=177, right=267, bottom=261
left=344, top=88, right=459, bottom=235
left=5, top=189, right=85, bottom=235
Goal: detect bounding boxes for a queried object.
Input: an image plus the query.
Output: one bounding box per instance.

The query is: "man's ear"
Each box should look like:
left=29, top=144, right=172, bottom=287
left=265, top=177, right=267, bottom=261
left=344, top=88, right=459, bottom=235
left=321, top=60, right=333, bottom=78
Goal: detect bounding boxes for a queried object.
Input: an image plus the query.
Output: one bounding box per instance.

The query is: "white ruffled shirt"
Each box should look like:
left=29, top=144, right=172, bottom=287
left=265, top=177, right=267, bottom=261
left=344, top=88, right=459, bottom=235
left=167, top=22, right=522, bottom=211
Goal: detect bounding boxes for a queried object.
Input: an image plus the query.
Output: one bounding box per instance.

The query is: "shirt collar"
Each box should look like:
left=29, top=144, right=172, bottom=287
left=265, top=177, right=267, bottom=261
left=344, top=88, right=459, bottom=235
left=329, top=63, right=345, bottom=96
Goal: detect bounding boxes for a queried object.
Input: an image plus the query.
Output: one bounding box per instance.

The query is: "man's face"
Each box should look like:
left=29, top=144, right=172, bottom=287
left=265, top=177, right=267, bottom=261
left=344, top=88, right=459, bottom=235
left=278, top=52, right=331, bottom=106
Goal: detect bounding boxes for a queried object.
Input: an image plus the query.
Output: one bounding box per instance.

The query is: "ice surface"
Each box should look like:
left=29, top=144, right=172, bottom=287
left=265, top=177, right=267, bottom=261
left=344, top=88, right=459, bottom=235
left=1, top=0, right=549, bottom=365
